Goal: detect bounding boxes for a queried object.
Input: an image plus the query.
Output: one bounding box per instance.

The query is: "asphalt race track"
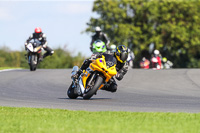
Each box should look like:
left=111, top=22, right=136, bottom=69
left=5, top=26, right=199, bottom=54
left=1, top=69, right=200, bottom=113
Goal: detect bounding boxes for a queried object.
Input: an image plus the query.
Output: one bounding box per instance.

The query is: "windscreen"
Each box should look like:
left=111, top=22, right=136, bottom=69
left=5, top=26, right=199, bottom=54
left=30, top=39, right=41, bottom=47
left=102, top=53, right=117, bottom=67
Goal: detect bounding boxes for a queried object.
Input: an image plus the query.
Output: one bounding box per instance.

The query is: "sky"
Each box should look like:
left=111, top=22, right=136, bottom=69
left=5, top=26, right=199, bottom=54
left=0, top=0, right=96, bottom=57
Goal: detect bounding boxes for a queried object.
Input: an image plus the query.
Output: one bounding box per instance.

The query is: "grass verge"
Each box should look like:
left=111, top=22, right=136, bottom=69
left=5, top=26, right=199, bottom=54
left=0, top=106, right=200, bottom=133
left=0, top=67, right=22, bottom=70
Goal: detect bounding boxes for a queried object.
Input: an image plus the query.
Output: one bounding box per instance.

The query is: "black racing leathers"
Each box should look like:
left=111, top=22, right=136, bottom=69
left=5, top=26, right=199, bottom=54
left=26, top=33, right=54, bottom=58
left=90, top=32, right=111, bottom=52
left=79, top=53, right=128, bottom=92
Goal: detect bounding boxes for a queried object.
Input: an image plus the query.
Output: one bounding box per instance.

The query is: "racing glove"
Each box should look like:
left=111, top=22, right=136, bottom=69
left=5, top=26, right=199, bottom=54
left=90, top=53, right=102, bottom=60
left=115, top=67, right=128, bottom=81
left=42, top=42, right=48, bottom=48
left=115, top=73, right=123, bottom=81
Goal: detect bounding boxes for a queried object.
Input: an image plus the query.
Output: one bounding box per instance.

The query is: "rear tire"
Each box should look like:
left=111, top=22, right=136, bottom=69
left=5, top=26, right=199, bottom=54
left=83, top=76, right=103, bottom=100
left=67, top=83, right=78, bottom=99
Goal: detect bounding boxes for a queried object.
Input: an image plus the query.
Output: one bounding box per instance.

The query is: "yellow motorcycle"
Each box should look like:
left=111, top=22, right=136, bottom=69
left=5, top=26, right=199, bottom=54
left=67, top=53, right=117, bottom=100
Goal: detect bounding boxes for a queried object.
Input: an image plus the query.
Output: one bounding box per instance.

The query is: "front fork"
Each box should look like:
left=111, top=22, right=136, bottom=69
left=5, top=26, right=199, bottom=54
left=72, top=71, right=98, bottom=96
left=27, top=52, right=31, bottom=64
left=72, top=79, right=82, bottom=95
left=86, top=72, right=97, bottom=88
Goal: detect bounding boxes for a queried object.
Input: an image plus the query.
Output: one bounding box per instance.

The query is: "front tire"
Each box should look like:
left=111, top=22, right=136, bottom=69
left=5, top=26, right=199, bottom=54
left=67, top=83, right=78, bottom=99
left=30, top=55, right=37, bottom=71
left=83, top=76, right=103, bottom=100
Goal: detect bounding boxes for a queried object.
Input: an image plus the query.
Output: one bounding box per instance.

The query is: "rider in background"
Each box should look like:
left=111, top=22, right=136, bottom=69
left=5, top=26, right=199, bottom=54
left=90, top=26, right=111, bottom=52
left=73, top=45, right=129, bottom=93
left=151, top=49, right=162, bottom=70
left=140, top=57, right=150, bottom=69
left=25, top=27, right=54, bottom=61
left=127, top=48, right=135, bottom=68
left=110, top=44, right=117, bottom=53
left=162, top=57, right=173, bottom=69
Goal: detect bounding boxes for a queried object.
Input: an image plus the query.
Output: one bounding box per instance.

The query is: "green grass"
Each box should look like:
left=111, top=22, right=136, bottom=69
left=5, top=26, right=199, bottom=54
left=0, top=107, right=200, bottom=133
left=0, top=67, right=22, bottom=70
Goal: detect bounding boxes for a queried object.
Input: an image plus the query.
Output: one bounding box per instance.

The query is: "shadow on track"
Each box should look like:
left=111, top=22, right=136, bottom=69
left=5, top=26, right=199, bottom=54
left=58, top=98, right=112, bottom=100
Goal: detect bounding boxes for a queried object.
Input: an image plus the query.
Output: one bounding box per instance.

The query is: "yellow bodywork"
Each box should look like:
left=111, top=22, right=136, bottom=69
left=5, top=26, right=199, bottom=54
left=81, top=56, right=117, bottom=90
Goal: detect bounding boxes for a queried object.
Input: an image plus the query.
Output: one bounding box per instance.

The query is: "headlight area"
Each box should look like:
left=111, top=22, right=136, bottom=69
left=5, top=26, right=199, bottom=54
left=33, top=48, right=38, bottom=52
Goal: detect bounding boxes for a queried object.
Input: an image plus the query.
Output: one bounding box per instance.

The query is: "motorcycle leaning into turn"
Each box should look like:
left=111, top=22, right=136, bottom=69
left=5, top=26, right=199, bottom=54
left=67, top=53, right=117, bottom=100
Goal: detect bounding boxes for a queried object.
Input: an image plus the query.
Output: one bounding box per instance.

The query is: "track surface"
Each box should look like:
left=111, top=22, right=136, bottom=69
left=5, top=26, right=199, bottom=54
left=1, top=69, right=200, bottom=112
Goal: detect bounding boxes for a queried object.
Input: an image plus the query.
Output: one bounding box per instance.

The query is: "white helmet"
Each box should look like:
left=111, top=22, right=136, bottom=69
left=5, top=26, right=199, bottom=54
left=95, top=26, right=101, bottom=32
left=154, top=49, right=159, bottom=55
left=110, top=44, right=116, bottom=52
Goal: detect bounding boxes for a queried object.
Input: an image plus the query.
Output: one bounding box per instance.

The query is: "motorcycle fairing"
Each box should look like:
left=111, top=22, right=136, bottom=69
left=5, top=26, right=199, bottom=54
left=81, top=55, right=117, bottom=90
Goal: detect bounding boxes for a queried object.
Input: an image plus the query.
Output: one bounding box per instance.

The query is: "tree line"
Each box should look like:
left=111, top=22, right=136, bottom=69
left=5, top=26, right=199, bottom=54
left=1, top=0, right=200, bottom=68
left=85, top=0, right=200, bottom=68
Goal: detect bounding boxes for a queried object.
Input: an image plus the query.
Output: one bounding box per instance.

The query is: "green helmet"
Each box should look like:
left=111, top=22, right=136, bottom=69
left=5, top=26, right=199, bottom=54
left=162, top=57, right=167, bottom=62
left=92, top=40, right=107, bottom=53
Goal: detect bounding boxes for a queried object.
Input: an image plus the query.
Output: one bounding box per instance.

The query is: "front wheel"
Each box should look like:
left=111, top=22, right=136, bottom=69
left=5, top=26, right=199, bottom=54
left=83, top=76, right=104, bottom=100
left=67, top=83, right=78, bottom=99
left=30, top=55, right=37, bottom=71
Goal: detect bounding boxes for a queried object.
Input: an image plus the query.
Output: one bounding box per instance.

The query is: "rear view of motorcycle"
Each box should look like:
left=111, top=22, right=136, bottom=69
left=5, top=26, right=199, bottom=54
left=25, top=39, right=43, bottom=71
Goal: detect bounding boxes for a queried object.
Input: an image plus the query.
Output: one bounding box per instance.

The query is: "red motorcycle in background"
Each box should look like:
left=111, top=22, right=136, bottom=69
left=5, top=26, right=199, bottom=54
left=151, top=56, right=162, bottom=70
left=151, top=50, right=162, bottom=70
left=140, top=57, right=150, bottom=69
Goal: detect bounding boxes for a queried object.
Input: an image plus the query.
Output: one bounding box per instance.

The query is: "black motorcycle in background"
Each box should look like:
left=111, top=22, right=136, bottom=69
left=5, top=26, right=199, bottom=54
left=25, top=39, right=43, bottom=71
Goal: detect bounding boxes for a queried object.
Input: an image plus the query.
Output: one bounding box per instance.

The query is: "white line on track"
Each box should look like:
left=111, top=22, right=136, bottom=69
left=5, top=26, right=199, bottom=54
left=0, top=69, right=22, bottom=73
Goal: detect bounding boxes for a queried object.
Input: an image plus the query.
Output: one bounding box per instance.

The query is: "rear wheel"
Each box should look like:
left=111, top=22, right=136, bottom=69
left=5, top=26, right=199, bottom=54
left=83, top=76, right=103, bottom=100
left=67, top=83, right=78, bottom=99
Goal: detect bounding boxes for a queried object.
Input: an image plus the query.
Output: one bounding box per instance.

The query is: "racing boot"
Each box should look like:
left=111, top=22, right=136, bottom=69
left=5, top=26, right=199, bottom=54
left=102, top=84, right=117, bottom=93
left=39, top=53, right=43, bottom=62
left=43, top=46, right=54, bottom=59
left=39, top=57, right=43, bottom=62
left=101, top=78, right=117, bottom=92
left=42, top=52, right=49, bottom=59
